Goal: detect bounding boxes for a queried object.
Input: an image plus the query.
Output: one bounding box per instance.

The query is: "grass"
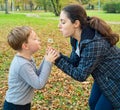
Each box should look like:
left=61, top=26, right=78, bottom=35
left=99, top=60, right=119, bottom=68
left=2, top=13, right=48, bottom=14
left=0, top=10, right=120, bottom=110
left=87, top=10, right=120, bottom=22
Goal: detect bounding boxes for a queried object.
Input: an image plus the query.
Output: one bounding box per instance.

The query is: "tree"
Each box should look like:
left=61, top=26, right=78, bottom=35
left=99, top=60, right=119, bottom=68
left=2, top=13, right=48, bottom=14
left=50, top=0, right=80, bottom=16
left=0, top=0, right=4, bottom=11
left=42, top=0, right=47, bottom=12
left=34, top=0, right=51, bottom=11
left=29, top=0, right=33, bottom=12
left=50, top=0, right=61, bottom=16
left=81, top=0, right=90, bottom=4
left=4, top=0, right=8, bottom=14
left=11, top=0, right=14, bottom=11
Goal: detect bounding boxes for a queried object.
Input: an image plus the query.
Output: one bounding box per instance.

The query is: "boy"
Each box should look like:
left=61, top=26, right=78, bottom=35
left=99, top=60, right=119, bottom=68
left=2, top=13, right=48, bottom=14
left=3, top=26, right=58, bottom=110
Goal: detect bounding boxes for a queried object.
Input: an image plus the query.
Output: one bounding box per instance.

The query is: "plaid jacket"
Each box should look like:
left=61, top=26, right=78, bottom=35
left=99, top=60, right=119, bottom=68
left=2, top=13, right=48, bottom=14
left=55, top=27, right=120, bottom=109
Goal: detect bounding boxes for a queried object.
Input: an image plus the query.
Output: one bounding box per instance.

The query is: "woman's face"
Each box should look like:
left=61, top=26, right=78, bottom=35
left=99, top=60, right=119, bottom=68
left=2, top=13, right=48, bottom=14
left=58, top=11, right=76, bottom=37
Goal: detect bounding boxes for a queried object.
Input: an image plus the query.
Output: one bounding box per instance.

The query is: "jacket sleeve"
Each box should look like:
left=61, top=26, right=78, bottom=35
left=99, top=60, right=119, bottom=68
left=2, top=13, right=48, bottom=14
left=59, top=46, right=80, bottom=67
left=55, top=40, right=108, bottom=82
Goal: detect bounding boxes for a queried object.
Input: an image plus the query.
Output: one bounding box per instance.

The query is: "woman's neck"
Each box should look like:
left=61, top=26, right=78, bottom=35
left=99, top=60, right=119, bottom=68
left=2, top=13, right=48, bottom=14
left=73, top=29, right=82, bottom=43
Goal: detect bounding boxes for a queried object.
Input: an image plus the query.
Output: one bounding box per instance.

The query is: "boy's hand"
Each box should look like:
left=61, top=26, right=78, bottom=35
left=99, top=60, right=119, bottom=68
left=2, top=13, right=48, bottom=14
left=45, top=47, right=59, bottom=63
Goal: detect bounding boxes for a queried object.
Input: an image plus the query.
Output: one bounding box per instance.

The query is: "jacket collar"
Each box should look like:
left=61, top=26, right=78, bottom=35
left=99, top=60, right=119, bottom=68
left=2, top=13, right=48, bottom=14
left=81, top=26, right=95, bottom=41
left=70, top=26, right=95, bottom=49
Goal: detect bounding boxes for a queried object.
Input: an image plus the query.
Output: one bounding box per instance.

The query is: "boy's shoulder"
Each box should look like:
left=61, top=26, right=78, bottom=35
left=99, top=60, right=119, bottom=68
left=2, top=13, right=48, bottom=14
left=11, top=54, right=33, bottom=67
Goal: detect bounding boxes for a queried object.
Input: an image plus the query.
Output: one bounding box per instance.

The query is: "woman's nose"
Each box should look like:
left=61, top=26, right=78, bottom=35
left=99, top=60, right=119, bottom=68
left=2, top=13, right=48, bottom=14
left=58, top=22, right=61, bottom=28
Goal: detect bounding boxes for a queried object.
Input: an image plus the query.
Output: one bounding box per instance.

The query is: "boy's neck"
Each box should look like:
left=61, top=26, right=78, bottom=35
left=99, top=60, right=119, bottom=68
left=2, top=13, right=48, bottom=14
left=17, top=52, right=32, bottom=60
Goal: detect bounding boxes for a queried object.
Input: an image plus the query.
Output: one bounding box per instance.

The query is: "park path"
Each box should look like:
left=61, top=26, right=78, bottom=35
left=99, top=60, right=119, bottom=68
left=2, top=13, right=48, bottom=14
left=107, top=21, right=120, bottom=25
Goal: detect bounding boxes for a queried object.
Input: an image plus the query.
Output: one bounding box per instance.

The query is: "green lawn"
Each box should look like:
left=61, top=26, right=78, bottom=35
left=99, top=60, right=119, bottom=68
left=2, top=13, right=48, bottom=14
left=0, top=10, right=120, bottom=110
left=87, top=10, right=120, bottom=22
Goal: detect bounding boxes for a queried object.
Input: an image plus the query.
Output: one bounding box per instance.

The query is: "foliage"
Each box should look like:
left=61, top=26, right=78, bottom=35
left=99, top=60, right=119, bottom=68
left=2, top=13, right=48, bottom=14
left=3, top=0, right=120, bottom=15
left=34, top=0, right=52, bottom=12
left=0, top=11, right=120, bottom=110
left=50, top=0, right=61, bottom=16
left=50, top=0, right=80, bottom=16
left=81, top=0, right=90, bottom=4
left=103, top=1, right=120, bottom=13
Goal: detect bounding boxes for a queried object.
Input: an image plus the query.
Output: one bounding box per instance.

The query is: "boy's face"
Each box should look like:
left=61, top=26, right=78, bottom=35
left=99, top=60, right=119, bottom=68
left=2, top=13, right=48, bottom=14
left=27, top=30, right=41, bottom=54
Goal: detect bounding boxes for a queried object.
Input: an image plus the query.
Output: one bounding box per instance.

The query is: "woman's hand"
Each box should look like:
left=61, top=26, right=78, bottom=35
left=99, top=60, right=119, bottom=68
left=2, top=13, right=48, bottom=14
left=45, top=47, right=60, bottom=63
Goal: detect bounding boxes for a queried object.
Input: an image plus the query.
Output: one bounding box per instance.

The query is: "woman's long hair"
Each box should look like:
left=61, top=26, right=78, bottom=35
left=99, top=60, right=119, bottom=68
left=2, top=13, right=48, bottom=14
left=62, top=4, right=119, bottom=46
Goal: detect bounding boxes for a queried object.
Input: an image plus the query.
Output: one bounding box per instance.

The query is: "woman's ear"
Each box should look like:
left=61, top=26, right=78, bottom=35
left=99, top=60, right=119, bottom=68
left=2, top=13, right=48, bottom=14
left=74, top=20, right=81, bottom=28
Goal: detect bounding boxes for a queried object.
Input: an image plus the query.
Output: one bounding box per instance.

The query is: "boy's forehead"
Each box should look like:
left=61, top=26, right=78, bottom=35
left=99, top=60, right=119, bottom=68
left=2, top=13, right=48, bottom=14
left=30, top=30, right=35, bottom=34
left=29, top=30, right=38, bottom=38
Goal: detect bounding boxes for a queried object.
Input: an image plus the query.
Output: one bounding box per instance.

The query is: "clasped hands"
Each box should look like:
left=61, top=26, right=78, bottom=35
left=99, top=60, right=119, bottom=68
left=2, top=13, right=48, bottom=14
left=45, top=46, right=60, bottom=63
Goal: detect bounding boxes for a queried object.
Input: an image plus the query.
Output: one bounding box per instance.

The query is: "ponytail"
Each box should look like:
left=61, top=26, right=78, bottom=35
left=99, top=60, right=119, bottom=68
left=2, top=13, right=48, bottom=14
left=87, top=16, right=119, bottom=46
left=62, top=4, right=119, bottom=46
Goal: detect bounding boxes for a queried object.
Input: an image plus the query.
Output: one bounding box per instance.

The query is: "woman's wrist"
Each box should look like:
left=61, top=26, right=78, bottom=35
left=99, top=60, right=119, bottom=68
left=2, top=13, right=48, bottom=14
left=55, top=52, right=62, bottom=63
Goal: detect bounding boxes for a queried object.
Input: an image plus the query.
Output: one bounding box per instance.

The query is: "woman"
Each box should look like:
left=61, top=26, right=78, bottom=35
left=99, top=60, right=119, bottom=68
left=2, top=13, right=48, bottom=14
left=54, top=4, right=120, bottom=110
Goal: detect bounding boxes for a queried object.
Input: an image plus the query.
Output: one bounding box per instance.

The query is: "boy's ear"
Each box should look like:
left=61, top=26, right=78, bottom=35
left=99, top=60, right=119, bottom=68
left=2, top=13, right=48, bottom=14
left=22, top=42, right=29, bottom=50
left=74, top=20, right=81, bottom=28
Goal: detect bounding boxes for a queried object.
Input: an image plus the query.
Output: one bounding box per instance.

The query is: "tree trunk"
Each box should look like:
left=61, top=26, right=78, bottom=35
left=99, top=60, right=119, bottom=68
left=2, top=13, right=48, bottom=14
left=43, top=0, right=47, bottom=12
left=29, top=1, right=33, bottom=12
left=50, top=0, right=60, bottom=16
left=11, top=0, right=14, bottom=11
left=5, top=0, right=8, bottom=14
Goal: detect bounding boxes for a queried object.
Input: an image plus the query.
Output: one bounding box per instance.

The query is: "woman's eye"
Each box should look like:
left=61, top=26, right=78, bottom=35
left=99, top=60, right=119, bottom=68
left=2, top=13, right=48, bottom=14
left=61, top=21, right=65, bottom=24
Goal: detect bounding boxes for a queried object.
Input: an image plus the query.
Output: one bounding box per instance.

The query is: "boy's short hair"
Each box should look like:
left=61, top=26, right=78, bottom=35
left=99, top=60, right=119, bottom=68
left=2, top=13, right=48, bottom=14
left=7, top=26, right=32, bottom=50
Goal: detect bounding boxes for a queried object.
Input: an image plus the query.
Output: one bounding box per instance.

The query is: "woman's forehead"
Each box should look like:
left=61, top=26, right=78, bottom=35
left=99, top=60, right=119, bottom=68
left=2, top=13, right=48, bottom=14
left=60, top=11, right=69, bottom=20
